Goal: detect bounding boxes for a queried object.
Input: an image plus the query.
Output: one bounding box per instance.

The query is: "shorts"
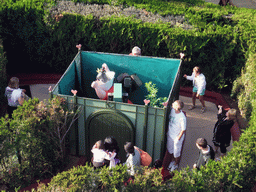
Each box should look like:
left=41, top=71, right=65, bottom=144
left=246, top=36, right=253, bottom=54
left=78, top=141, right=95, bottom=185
left=166, top=134, right=185, bottom=158
left=193, top=87, right=205, bottom=96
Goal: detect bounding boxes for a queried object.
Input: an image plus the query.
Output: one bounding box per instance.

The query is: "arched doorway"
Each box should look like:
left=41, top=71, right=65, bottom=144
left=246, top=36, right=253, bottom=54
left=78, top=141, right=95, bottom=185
left=86, top=109, right=135, bottom=163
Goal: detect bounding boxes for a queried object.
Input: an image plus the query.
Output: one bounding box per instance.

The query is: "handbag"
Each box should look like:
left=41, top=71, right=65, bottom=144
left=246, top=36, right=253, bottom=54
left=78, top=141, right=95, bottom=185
left=134, top=146, right=152, bottom=166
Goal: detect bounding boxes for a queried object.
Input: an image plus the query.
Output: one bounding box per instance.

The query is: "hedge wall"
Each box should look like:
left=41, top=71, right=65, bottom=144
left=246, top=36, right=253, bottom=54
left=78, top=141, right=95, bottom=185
left=0, top=0, right=249, bottom=91
left=0, top=0, right=256, bottom=191
left=0, top=39, right=7, bottom=117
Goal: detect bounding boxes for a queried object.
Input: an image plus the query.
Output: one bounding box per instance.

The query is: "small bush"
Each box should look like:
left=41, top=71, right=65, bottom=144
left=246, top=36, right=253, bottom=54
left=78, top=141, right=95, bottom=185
left=0, top=39, right=7, bottom=117
left=145, top=81, right=167, bottom=108
left=0, top=96, right=82, bottom=190
left=37, top=164, right=166, bottom=192
left=231, top=42, right=256, bottom=120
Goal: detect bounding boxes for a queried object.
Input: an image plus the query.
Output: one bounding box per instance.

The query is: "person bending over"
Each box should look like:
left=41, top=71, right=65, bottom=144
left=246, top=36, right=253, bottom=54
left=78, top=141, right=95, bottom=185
left=193, top=138, right=215, bottom=169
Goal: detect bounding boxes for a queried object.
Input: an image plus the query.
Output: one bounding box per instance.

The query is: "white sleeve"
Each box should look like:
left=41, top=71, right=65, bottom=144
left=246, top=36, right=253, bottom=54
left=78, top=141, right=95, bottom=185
left=11, top=89, right=22, bottom=103
left=108, top=152, right=117, bottom=169
left=104, top=151, right=116, bottom=160
left=196, top=75, right=206, bottom=95
left=186, top=72, right=195, bottom=81
left=180, top=114, right=187, bottom=131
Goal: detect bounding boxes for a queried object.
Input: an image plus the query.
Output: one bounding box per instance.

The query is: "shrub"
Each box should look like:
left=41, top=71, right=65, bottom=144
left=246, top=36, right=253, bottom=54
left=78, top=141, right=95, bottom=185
left=231, top=42, right=256, bottom=120
left=37, top=164, right=166, bottom=191
left=0, top=0, right=55, bottom=74
left=145, top=81, right=167, bottom=108
left=0, top=96, right=82, bottom=190
left=0, top=0, right=250, bottom=91
left=0, top=39, right=7, bottom=117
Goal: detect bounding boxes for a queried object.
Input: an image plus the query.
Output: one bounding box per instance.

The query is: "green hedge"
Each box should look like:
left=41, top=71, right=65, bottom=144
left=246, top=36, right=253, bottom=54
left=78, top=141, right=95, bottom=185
left=0, top=0, right=256, bottom=191
left=231, top=8, right=256, bottom=120
left=0, top=0, right=55, bottom=73
left=0, top=0, right=251, bottom=91
left=0, top=97, right=81, bottom=190
left=231, top=42, right=256, bottom=120
left=0, top=39, right=7, bottom=117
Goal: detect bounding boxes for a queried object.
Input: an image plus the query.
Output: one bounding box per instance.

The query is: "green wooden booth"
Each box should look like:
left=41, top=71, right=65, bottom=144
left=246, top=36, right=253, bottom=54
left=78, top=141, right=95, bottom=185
left=51, top=50, right=182, bottom=164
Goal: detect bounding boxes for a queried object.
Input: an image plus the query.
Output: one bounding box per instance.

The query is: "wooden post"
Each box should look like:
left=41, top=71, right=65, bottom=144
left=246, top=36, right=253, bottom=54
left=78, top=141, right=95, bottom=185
left=143, top=105, right=149, bottom=150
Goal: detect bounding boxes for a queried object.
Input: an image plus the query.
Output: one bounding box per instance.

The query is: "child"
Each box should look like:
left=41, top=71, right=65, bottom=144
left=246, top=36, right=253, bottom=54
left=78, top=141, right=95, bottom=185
left=104, top=136, right=121, bottom=166
left=5, top=77, right=26, bottom=118
left=91, top=140, right=116, bottom=168
left=183, top=66, right=206, bottom=113
left=124, top=142, right=141, bottom=177
left=193, top=138, right=215, bottom=169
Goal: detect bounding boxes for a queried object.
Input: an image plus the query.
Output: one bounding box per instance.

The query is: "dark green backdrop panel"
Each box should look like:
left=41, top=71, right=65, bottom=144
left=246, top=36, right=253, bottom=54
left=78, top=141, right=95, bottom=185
left=57, top=61, right=76, bottom=95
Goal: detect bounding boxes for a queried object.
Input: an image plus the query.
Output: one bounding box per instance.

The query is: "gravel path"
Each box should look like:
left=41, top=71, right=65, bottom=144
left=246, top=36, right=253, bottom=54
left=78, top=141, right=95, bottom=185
left=48, top=1, right=194, bottom=30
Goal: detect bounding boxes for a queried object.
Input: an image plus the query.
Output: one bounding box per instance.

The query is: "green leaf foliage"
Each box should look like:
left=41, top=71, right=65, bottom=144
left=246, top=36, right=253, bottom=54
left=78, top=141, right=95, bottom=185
left=0, top=0, right=252, bottom=91
left=0, top=39, right=7, bottom=117
left=145, top=81, right=167, bottom=108
left=0, top=96, right=81, bottom=190
left=0, top=0, right=256, bottom=191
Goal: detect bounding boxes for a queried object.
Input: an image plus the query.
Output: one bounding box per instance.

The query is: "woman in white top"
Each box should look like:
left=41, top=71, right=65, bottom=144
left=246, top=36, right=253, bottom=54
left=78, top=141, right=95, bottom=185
left=184, top=66, right=206, bottom=113
left=91, top=140, right=116, bottom=168
left=5, top=77, right=26, bottom=118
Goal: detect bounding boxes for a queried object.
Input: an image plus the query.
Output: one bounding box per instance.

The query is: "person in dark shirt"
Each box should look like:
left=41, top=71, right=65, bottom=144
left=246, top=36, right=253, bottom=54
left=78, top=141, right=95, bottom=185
left=219, top=0, right=235, bottom=6
left=193, top=138, right=215, bottom=169
left=212, top=105, right=237, bottom=157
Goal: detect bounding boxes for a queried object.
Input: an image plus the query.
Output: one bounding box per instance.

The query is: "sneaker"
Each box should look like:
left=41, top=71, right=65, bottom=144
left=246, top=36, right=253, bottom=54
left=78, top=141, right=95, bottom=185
left=188, top=105, right=196, bottom=110
left=170, top=164, right=179, bottom=172
left=167, top=161, right=175, bottom=171
left=201, top=107, right=206, bottom=113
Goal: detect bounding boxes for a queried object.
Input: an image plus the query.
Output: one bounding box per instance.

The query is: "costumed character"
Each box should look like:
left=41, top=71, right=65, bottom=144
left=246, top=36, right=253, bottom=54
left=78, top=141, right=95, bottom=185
left=91, top=63, right=115, bottom=99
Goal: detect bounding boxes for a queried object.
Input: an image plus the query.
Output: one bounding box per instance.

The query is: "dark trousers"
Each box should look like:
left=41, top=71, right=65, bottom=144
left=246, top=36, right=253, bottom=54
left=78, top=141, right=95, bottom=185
left=7, top=105, right=17, bottom=118
left=219, top=0, right=235, bottom=6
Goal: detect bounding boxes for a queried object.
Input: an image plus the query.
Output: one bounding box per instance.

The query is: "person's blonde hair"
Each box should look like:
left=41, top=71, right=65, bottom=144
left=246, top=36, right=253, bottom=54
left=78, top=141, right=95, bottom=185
left=8, top=77, right=19, bottom=89
left=228, top=109, right=237, bottom=121
left=172, top=100, right=184, bottom=111
left=193, top=66, right=201, bottom=74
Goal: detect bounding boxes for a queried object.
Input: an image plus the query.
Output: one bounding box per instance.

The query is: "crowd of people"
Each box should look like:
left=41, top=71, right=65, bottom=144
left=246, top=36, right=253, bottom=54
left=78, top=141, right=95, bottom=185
left=161, top=63, right=237, bottom=173
left=4, top=46, right=237, bottom=180
left=91, top=136, right=146, bottom=178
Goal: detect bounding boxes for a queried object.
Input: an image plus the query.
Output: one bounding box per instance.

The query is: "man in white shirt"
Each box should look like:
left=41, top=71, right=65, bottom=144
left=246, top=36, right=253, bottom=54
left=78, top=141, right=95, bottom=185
left=163, top=100, right=186, bottom=172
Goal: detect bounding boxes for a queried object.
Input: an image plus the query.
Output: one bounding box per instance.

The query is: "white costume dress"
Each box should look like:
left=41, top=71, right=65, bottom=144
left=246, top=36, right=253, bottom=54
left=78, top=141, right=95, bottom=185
left=166, top=108, right=187, bottom=158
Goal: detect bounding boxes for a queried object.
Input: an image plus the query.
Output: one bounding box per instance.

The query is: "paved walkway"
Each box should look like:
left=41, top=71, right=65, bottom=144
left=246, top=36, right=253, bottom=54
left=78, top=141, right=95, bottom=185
left=178, top=95, right=233, bottom=169
left=204, top=0, right=256, bottom=9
